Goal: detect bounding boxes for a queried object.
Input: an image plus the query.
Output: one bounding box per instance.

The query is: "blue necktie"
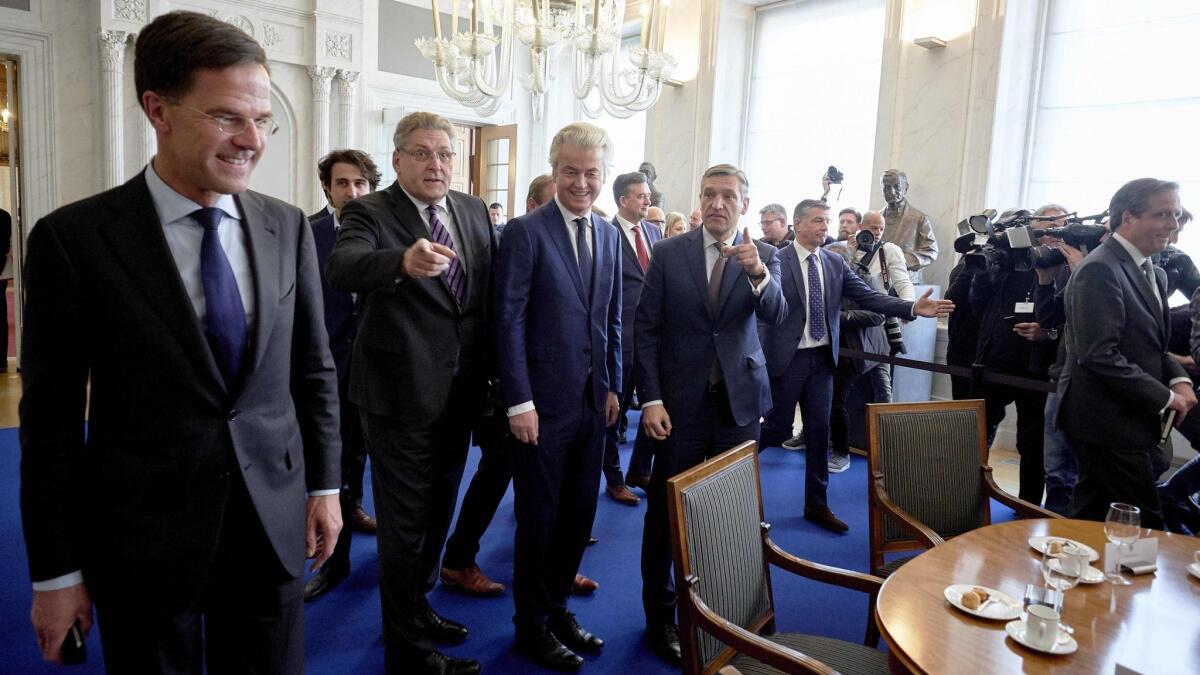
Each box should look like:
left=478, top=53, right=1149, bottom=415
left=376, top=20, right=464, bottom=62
left=193, top=207, right=247, bottom=384
left=574, top=217, right=593, bottom=300
left=807, top=253, right=826, bottom=341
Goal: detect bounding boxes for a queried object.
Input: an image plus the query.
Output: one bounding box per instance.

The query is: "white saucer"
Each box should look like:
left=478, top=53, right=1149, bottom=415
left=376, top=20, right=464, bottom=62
left=1047, top=557, right=1105, bottom=584
left=1005, top=619, right=1078, bottom=655
left=944, top=584, right=1021, bottom=621
left=1029, top=535, right=1100, bottom=562
left=1188, top=562, right=1200, bottom=581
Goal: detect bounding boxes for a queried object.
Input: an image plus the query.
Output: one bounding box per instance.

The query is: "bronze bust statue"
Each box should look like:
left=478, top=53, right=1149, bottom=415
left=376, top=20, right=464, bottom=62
left=639, top=161, right=664, bottom=208
left=879, top=169, right=938, bottom=282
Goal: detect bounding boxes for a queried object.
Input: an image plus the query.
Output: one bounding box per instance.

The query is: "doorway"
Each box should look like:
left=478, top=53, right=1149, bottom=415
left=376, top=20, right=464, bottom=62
left=0, top=56, right=19, bottom=372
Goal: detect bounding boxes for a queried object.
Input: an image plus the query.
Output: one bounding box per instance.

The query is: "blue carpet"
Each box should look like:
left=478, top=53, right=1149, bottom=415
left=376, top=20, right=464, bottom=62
left=0, top=419, right=1016, bottom=674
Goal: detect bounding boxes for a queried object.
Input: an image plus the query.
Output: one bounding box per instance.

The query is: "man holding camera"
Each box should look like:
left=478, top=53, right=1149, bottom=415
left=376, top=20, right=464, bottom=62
left=1059, top=178, right=1194, bottom=529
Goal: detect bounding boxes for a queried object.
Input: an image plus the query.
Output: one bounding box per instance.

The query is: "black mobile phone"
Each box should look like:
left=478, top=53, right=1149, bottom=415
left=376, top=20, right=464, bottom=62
left=60, top=619, right=86, bottom=665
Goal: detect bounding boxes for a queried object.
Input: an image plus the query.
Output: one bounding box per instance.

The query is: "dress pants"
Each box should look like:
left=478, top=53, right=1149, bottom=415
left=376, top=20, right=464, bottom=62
left=641, top=383, right=759, bottom=627
left=760, top=346, right=835, bottom=510
left=602, top=361, right=645, bottom=486
left=1068, top=438, right=1164, bottom=530
left=982, top=380, right=1047, bottom=505
left=443, top=411, right=512, bottom=570
left=1042, top=391, right=1078, bottom=515
left=510, top=385, right=605, bottom=628
left=362, top=375, right=472, bottom=670
left=830, top=362, right=891, bottom=459
left=327, top=368, right=366, bottom=575
left=90, top=474, right=304, bottom=675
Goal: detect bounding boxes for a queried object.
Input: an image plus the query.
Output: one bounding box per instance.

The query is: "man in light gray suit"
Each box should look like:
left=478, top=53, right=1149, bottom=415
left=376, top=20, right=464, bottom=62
left=1058, top=178, right=1195, bottom=530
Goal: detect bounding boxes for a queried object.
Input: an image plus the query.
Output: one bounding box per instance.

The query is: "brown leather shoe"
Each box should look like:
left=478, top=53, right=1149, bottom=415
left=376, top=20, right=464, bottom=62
left=626, top=473, right=651, bottom=490
left=605, top=483, right=641, bottom=505
left=803, top=506, right=849, bottom=534
left=571, top=573, right=599, bottom=595
left=440, top=564, right=506, bottom=596
left=351, top=505, right=377, bottom=533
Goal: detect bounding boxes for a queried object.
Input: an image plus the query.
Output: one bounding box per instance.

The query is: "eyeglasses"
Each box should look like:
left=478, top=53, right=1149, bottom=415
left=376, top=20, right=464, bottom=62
left=167, top=99, right=279, bottom=137
left=759, top=218, right=783, bottom=226
left=646, top=219, right=666, bottom=226
left=401, top=147, right=456, bottom=164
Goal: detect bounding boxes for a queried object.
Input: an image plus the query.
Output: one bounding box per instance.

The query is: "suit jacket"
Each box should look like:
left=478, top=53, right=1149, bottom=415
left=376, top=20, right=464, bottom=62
left=310, top=212, right=357, bottom=378
left=1058, top=235, right=1185, bottom=448
left=493, top=200, right=622, bottom=415
left=613, top=216, right=662, bottom=367
left=326, top=183, right=495, bottom=426
left=760, top=243, right=915, bottom=377
left=19, top=172, right=341, bottom=591
left=636, top=228, right=786, bottom=427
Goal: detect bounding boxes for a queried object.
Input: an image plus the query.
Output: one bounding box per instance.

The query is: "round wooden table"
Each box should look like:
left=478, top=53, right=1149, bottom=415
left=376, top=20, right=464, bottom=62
left=875, top=518, right=1200, bottom=674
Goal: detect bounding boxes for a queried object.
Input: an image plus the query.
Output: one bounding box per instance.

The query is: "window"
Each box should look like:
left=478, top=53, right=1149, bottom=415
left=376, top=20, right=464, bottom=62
left=743, top=0, right=885, bottom=235
left=588, top=35, right=649, bottom=218
left=1023, top=1, right=1200, bottom=301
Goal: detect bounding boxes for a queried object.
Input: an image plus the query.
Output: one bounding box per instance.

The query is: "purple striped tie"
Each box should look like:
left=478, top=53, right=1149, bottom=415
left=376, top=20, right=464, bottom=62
left=426, top=204, right=465, bottom=305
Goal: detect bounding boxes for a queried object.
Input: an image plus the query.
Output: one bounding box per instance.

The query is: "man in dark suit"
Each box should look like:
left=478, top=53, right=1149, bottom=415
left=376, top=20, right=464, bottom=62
left=493, top=122, right=623, bottom=670
left=326, top=112, right=492, bottom=674
left=759, top=199, right=953, bottom=534
left=1059, top=178, right=1195, bottom=530
left=602, top=170, right=661, bottom=506
left=303, top=148, right=381, bottom=601
left=636, top=164, right=787, bottom=664
left=20, top=12, right=342, bottom=672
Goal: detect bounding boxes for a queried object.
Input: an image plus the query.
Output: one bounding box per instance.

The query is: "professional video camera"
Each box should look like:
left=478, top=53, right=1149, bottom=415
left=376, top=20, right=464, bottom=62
left=953, top=209, right=1107, bottom=276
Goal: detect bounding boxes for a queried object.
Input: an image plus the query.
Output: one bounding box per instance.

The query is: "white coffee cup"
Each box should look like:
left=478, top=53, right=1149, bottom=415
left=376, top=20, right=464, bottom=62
left=1026, top=605, right=1060, bottom=650
left=1059, top=544, right=1083, bottom=576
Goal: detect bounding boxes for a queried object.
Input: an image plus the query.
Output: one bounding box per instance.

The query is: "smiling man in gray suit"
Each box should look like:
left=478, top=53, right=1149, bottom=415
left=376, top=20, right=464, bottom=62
left=20, top=12, right=341, bottom=673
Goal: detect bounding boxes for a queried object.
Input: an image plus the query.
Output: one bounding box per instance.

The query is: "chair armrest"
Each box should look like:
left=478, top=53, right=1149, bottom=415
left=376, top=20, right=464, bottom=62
left=871, top=472, right=946, bottom=549
left=683, top=580, right=838, bottom=675
left=982, top=466, right=1062, bottom=519
left=762, top=525, right=883, bottom=595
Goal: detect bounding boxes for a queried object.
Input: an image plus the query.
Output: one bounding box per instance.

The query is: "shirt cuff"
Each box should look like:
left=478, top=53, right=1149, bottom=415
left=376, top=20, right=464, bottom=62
left=910, top=302, right=918, bottom=319
left=507, top=401, right=536, bottom=417
left=748, top=268, right=771, bottom=296
left=1169, top=377, right=1192, bottom=387
left=33, top=571, right=84, bottom=592
left=307, top=489, right=340, bottom=497
left=641, top=400, right=664, bottom=409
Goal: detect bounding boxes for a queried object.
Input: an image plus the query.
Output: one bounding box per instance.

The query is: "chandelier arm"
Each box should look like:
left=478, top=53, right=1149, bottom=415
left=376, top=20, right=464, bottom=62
left=572, top=50, right=600, bottom=100
left=599, top=52, right=652, bottom=107
left=470, top=0, right=514, bottom=98
left=434, top=65, right=492, bottom=106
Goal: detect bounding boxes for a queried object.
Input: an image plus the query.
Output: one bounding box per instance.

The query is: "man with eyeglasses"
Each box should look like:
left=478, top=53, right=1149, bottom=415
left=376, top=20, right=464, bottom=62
left=20, top=12, right=342, bottom=672
left=645, top=206, right=666, bottom=231
left=327, top=112, right=494, bottom=674
left=758, top=202, right=793, bottom=249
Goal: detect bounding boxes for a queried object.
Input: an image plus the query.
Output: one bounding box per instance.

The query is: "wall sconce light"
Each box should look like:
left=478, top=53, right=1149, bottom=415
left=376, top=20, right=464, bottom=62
left=914, top=36, right=946, bottom=49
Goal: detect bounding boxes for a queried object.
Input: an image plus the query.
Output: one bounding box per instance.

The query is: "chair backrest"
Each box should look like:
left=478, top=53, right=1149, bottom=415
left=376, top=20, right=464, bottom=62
left=667, top=442, right=773, bottom=673
left=867, top=400, right=989, bottom=561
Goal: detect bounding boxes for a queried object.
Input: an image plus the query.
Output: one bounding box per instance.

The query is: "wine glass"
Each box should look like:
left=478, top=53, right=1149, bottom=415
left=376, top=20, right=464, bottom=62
left=1104, top=502, right=1141, bottom=585
left=1042, top=541, right=1084, bottom=633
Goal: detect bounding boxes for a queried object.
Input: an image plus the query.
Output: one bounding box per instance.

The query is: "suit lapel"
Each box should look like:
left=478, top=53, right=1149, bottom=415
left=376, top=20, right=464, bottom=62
left=543, top=202, right=589, bottom=307
left=781, top=244, right=804, bottom=310
left=615, top=216, right=645, bottom=280
left=683, top=230, right=711, bottom=318
left=818, top=247, right=838, bottom=326
left=445, top=192, right=476, bottom=310
left=236, top=191, right=279, bottom=383
left=387, top=184, right=457, bottom=312
left=98, top=173, right=226, bottom=391
left=716, top=231, right=743, bottom=317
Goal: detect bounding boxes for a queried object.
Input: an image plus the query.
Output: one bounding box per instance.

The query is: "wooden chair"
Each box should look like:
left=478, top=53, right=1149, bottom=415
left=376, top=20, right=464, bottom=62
left=667, top=441, right=887, bottom=675
left=866, top=399, right=1058, bottom=578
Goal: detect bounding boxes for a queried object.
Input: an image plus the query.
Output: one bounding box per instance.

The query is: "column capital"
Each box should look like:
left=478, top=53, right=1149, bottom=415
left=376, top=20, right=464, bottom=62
left=98, top=30, right=129, bottom=71
left=307, top=65, right=338, bottom=101
left=335, top=69, right=360, bottom=95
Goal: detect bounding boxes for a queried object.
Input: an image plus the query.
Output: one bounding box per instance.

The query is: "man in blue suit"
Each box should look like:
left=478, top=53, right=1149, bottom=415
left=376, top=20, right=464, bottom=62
left=636, top=163, right=787, bottom=664
left=304, top=149, right=380, bottom=601
left=759, top=199, right=954, bottom=533
left=602, top=171, right=662, bottom=505
left=493, top=122, right=623, bottom=671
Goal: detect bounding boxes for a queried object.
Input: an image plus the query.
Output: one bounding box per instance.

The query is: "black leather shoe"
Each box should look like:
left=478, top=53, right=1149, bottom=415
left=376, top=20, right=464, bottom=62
left=549, top=611, right=603, bottom=653
left=803, top=506, right=849, bottom=534
left=646, top=623, right=681, bottom=665
left=516, top=625, right=583, bottom=671
left=420, top=606, right=469, bottom=645
left=302, top=564, right=348, bottom=602
left=415, top=650, right=482, bottom=675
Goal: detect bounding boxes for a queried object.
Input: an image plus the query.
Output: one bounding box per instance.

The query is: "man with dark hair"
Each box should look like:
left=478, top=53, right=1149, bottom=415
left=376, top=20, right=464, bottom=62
left=837, top=207, right=862, bottom=241
left=304, top=149, right=381, bottom=601
left=489, top=202, right=506, bottom=232
left=758, top=203, right=792, bottom=248
left=21, top=11, right=342, bottom=672
left=525, top=174, right=555, bottom=214
left=760, top=199, right=952, bottom=534
left=1059, top=178, right=1195, bottom=530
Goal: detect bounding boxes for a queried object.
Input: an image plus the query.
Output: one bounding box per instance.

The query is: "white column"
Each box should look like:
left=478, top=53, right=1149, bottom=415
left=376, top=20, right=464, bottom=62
left=98, top=30, right=129, bottom=188
left=308, top=66, right=336, bottom=210
left=335, top=69, right=359, bottom=149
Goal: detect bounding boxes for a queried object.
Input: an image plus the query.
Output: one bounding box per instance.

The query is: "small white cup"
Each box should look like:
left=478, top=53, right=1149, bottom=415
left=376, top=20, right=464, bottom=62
left=1026, top=605, right=1060, bottom=650
left=1059, top=545, right=1083, bottom=576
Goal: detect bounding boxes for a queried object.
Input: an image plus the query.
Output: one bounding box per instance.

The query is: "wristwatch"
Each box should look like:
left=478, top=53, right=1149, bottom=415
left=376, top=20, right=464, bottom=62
left=748, top=266, right=767, bottom=283
left=1047, top=328, right=1060, bottom=340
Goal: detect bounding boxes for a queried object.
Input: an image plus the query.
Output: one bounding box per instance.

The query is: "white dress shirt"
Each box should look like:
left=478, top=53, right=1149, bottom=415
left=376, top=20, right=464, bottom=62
left=852, top=241, right=916, bottom=302
left=616, top=214, right=652, bottom=264
left=397, top=184, right=467, bottom=270
left=793, top=242, right=831, bottom=349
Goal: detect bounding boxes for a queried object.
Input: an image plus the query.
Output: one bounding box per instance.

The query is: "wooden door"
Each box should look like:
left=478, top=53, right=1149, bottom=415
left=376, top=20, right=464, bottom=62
left=473, top=124, right=518, bottom=217
left=449, top=123, right=473, bottom=194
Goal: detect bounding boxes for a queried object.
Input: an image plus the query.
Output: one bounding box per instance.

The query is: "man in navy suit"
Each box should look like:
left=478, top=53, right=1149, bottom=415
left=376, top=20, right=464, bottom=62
left=636, top=163, right=787, bottom=664
left=602, top=171, right=662, bottom=506
left=304, top=149, right=381, bottom=601
left=493, top=122, right=623, bottom=670
left=759, top=199, right=953, bottom=534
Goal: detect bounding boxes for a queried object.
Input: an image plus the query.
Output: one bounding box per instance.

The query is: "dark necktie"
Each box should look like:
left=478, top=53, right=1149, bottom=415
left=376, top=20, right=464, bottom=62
left=426, top=205, right=464, bottom=305
left=193, top=207, right=247, bottom=384
left=632, top=224, right=650, bottom=272
left=574, top=217, right=593, bottom=300
left=1142, top=259, right=1161, bottom=309
left=807, top=253, right=827, bottom=341
left=708, top=241, right=726, bottom=311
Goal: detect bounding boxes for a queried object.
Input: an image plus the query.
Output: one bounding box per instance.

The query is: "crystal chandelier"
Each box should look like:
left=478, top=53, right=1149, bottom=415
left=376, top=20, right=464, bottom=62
left=416, top=0, right=676, bottom=121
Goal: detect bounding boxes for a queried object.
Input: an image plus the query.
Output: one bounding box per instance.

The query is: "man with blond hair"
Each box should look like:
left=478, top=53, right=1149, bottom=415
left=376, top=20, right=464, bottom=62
left=328, top=111, right=494, bottom=674
left=493, top=122, right=623, bottom=670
